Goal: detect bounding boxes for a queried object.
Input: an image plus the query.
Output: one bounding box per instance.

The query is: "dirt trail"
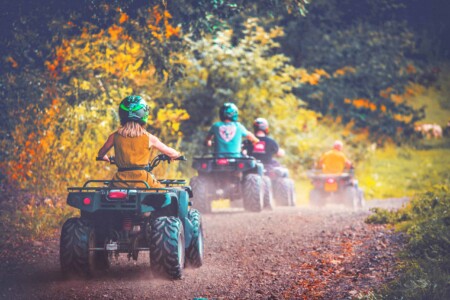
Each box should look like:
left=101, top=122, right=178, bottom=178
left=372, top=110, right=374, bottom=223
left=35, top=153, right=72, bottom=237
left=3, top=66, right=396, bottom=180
left=0, top=200, right=406, bottom=300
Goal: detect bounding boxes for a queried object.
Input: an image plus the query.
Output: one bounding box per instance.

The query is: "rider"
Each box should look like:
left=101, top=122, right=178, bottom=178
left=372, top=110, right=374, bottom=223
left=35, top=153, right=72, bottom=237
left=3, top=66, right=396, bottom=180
left=205, top=102, right=259, bottom=157
left=243, top=117, right=285, bottom=169
left=317, top=140, right=352, bottom=174
left=97, top=95, right=181, bottom=188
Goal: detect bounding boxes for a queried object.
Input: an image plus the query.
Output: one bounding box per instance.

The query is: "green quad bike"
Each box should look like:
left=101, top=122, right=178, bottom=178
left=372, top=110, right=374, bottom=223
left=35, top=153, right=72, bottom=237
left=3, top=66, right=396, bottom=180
left=59, top=154, right=204, bottom=280
left=190, top=153, right=267, bottom=214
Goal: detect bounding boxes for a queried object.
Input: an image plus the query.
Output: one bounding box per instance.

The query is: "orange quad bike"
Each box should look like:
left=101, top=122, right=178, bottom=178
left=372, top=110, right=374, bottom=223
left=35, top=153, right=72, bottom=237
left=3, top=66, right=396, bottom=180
left=306, top=169, right=365, bottom=210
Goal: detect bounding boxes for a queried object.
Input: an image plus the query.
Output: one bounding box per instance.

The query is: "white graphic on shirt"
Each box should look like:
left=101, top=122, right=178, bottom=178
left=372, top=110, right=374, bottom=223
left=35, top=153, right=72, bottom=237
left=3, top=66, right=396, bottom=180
left=218, top=124, right=237, bottom=142
left=253, top=141, right=266, bottom=153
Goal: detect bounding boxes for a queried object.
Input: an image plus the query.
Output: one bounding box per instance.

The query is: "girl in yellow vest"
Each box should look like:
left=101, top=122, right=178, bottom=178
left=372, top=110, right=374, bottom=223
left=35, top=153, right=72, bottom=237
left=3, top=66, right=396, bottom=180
left=97, top=95, right=181, bottom=188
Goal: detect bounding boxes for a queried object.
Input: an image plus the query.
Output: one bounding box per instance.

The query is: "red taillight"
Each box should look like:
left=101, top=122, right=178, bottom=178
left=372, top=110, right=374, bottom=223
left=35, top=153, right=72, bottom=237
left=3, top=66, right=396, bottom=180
left=238, top=162, right=245, bottom=169
left=216, top=158, right=229, bottom=165
left=108, top=191, right=128, bottom=199
left=201, top=163, right=208, bottom=169
left=83, top=197, right=91, bottom=205
left=326, top=178, right=335, bottom=184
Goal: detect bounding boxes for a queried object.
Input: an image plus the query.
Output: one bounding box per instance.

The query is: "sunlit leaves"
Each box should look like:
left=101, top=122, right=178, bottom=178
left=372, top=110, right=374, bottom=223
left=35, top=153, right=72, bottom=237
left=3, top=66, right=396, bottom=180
left=173, top=18, right=317, bottom=170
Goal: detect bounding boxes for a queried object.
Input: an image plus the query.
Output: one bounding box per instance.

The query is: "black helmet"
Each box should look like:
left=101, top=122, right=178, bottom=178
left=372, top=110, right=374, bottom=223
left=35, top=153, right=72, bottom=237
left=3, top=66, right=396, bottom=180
left=118, top=95, right=149, bottom=125
left=219, top=102, right=238, bottom=121
left=253, top=117, right=269, bottom=134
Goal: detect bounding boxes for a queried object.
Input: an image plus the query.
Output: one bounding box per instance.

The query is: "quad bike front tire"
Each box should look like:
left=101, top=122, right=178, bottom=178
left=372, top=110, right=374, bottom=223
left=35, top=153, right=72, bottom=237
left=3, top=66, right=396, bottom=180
left=150, top=216, right=185, bottom=279
left=190, top=176, right=212, bottom=214
left=243, top=174, right=264, bottom=212
left=273, top=178, right=296, bottom=206
left=262, top=176, right=274, bottom=210
left=186, top=209, right=204, bottom=268
left=60, top=217, right=106, bottom=277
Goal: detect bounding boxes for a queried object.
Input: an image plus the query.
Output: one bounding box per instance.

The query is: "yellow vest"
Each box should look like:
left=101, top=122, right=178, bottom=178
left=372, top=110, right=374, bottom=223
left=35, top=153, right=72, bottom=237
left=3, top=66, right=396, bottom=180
left=111, top=132, right=161, bottom=188
left=319, top=149, right=348, bottom=174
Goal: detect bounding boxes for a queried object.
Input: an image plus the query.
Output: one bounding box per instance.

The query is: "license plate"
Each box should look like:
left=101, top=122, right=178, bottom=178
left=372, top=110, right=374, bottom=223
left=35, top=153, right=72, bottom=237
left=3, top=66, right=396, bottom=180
left=324, top=181, right=338, bottom=192
left=106, top=243, right=118, bottom=251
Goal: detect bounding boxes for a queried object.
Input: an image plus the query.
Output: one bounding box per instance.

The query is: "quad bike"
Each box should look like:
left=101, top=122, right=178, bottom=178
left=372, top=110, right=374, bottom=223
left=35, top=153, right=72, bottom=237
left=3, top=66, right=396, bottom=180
left=264, top=165, right=296, bottom=207
left=190, top=153, right=267, bottom=213
left=306, top=169, right=365, bottom=210
left=59, top=154, right=204, bottom=280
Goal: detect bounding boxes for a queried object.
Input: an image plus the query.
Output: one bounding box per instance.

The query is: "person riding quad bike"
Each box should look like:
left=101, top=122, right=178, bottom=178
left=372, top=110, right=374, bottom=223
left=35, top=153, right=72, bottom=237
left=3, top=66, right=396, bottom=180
left=204, top=102, right=259, bottom=156
left=243, top=118, right=296, bottom=207
left=60, top=95, right=204, bottom=280
left=308, top=140, right=364, bottom=209
left=97, top=95, right=181, bottom=187
left=190, top=103, right=268, bottom=213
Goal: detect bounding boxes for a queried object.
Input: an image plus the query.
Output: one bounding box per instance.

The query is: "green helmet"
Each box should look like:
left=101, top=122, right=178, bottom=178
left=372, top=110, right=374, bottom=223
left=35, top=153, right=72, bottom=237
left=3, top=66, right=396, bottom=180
left=219, top=102, right=238, bottom=121
left=118, top=95, right=149, bottom=125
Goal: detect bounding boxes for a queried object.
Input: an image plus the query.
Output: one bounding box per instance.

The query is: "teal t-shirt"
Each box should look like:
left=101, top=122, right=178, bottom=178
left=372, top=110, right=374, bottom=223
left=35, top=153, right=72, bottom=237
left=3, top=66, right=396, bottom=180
left=208, top=121, right=248, bottom=157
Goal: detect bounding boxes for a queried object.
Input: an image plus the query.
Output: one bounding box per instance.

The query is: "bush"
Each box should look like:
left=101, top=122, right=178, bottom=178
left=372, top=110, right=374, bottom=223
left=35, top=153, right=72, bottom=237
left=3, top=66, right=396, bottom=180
left=365, top=185, right=450, bottom=299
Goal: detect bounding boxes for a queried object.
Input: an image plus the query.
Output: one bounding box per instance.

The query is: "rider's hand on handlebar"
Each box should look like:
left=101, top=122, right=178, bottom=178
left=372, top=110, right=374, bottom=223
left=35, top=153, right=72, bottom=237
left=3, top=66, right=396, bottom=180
left=96, top=155, right=110, bottom=162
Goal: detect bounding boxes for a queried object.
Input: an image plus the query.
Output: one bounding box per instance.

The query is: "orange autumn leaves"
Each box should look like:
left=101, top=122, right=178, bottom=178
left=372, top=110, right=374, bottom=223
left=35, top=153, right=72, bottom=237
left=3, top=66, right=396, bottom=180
left=147, top=5, right=181, bottom=41
left=299, top=66, right=420, bottom=126
left=45, top=5, right=181, bottom=80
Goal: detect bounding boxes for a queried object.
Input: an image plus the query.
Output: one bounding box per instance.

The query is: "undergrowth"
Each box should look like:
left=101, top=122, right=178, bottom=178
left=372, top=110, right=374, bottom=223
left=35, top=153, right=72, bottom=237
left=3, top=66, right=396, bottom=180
left=363, top=185, right=450, bottom=299
left=358, top=143, right=450, bottom=199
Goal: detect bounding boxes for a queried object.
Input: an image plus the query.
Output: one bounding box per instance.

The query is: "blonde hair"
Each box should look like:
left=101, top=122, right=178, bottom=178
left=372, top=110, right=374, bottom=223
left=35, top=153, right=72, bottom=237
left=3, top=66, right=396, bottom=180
left=117, top=122, right=147, bottom=138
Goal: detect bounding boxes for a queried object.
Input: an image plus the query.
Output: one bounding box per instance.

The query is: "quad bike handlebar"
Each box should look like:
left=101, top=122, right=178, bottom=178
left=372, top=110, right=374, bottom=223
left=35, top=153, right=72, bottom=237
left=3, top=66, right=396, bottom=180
left=97, top=154, right=186, bottom=172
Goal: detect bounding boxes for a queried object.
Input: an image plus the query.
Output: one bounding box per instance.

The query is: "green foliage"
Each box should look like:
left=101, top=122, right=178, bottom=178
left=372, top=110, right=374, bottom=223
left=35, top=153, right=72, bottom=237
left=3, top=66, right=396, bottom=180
left=358, top=145, right=450, bottom=199
left=365, top=185, right=450, bottom=299
left=0, top=195, right=76, bottom=247
left=173, top=19, right=316, bottom=168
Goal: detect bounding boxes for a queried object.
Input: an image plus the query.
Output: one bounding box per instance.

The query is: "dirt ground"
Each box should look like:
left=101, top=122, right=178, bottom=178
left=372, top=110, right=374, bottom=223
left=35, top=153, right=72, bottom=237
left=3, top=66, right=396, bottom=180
left=0, top=200, right=407, bottom=300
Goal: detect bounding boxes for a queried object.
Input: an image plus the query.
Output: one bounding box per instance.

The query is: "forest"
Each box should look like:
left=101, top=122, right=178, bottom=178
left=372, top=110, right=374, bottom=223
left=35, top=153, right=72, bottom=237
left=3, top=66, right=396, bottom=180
left=1, top=0, right=449, bottom=298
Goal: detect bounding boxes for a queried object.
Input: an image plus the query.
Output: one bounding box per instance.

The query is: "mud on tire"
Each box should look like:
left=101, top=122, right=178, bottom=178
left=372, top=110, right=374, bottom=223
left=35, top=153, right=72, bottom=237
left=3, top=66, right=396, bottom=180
left=60, top=217, right=107, bottom=277
left=150, top=217, right=185, bottom=279
left=190, top=176, right=212, bottom=214
left=186, top=209, right=204, bottom=268
left=243, top=174, right=263, bottom=212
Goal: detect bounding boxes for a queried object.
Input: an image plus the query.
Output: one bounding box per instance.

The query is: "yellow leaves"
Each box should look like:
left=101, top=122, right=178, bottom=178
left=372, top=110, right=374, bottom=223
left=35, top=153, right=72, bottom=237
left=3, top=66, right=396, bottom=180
left=166, top=25, right=181, bottom=39
left=6, top=56, right=18, bottom=68
left=108, top=24, right=123, bottom=41
left=298, top=68, right=330, bottom=85
left=155, top=106, right=190, bottom=135
left=345, top=98, right=377, bottom=111
left=119, top=12, right=129, bottom=24
left=79, top=80, right=92, bottom=91
left=391, top=94, right=404, bottom=104
left=406, top=63, right=417, bottom=74
left=148, top=5, right=181, bottom=42
left=393, top=114, right=412, bottom=123
left=333, top=66, right=356, bottom=77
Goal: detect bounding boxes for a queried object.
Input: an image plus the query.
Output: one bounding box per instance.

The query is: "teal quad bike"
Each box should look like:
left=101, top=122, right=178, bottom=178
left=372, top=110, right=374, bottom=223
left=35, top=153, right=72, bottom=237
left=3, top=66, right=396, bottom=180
left=59, top=154, right=204, bottom=280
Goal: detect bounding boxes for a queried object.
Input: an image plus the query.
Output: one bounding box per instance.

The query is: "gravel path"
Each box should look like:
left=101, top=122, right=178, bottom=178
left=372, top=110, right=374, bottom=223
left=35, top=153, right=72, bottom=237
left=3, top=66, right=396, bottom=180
left=0, top=200, right=406, bottom=300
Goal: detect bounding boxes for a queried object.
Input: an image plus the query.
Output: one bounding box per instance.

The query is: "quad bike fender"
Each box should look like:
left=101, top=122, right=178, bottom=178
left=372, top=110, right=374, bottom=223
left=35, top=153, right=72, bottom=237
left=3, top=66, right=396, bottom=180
left=176, top=189, right=191, bottom=226
left=67, top=191, right=175, bottom=213
left=183, top=215, right=195, bottom=249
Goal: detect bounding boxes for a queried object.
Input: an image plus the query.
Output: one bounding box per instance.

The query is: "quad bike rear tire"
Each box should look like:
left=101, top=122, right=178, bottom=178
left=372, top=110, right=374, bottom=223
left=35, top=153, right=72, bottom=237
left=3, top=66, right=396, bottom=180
left=243, top=174, right=264, bottom=212
left=186, top=209, right=204, bottom=268
left=60, top=217, right=106, bottom=277
left=150, top=216, right=185, bottom=279
left=190, top=176, right=212, bottom=214
left=273, top=178, right=296, bottom=206
left=262, top=176, right=274, bottom=210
